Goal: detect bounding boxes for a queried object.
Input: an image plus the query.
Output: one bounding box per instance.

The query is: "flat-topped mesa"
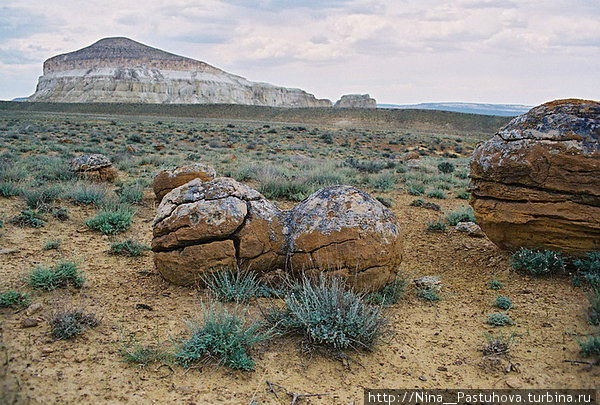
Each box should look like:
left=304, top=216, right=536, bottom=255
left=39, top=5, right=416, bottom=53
left=29, top=37, right=332, bottom=107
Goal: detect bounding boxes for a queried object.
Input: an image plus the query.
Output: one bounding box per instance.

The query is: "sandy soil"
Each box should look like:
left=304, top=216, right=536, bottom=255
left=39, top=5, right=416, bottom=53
left=1, top=186, right=597, bottom=405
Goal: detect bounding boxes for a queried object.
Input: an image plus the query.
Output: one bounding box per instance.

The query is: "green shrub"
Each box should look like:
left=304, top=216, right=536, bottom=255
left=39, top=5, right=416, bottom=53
left=375, top=196, right=394, bottom=208
left=489, top=278, right=503, bottom=290
left=410, top=199, right=440, bottom=211
left=43, top=240, right=61, bottom=250
left=407, top=183, right=425, bottom=196
left=588, top=289, right=600, bottom=326
left=427, top=220, right=447, bottom=232
left=121, top=343, right=169, bottom=366
left=455, top=189, right=470, bottom=200
left=486, top=312, right=514, bottom=327
left=0, top=181, right=22, bottom=197
left=417, top=288, right=440, bottom=301
left=345, top=158, right=389, bottom=173
left=264, top=276, right=385, bottom=351
left=438, top=162, right=455, bottom=174
left=67, top=182, right=108, bottom=205
left=35, top=158, right=74, bottom=182
left=50, top=310, right=98, bottom=339
left=482, top=332, right=515, bottom=357
left=369, top=173, right=396, bottom=191
left=495, top=296, right=513, bottom=310
left=86, top=205, right=134, bottom=234
left=0, top=290, right=30, bottom=308
left=22, top=185, right=62, bottom=210
left=446, top=207, right=475, bottom=226
left=573, top=252, right=600, bottom=289
left=365, top=276, right=406, bottom=306
left=427, top=189, right=447, bottom=199
left=176, top=306, right=265, bottom=370
left=28, top=261, right=84, bottom=291
left=117, top=184, right=144, bottom=205
left=511, top=248, right=565, bottom=276
left=578, top=335, right=600, bottom=358
left=204, top=269, right=261, bottom=303
left=10, top=210, right=45, bottom=228
left=259, top=180, right=311, bottom=201
left=109, top=239, right=149, bottom=257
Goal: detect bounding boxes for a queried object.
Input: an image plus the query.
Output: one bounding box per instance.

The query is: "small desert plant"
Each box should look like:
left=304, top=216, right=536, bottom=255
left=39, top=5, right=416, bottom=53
left=427, top=189, right=447, bottom=199
left=22, top=185, right=62, bottom=210
left=204, top=268, right=261, bottom=303
left=489, top=278, right=503, bottom=290
left=264, top=276, right=385, bottom=351
left=573, top=252, right=600, bottom=289
left=176, top=306, right=266, bottom=370
left=43, top=240, right=61, bottom=250
left=455, top=189, right=470, bottom=200
left=406, top=183, right=425, bottom=196
left=588, top=289, right=600, bottom=325
left=482, top=332, right=515, bottom=357
left=365, top=276, right=406, bottom=306
left=86, top=205, right=134, bottom=234
left=28, top=261, right=84, bottom=291
left=375, top=196, right=394, bottom=208
left=369, top=172, right=396, bottom=191
left=121, top=343, right=169, bottom=366
left=417, top=288, right=440, bottom=301
left=10, top=210, right=45, bottom=228
left=495, top=296, right=513, bottom=310
left=0, top=290, right=30, bottom=308
left=67, top=182, right=108, bottom=205
left=410, top=199, right=440, bottom=211
left=446, top=206, right=475, bottom=226
left=0, top=181, right=22, bottom=197
left=437, top=161, right=455, bottom=174
left=50, top=310, right=99, bottom=340
left=578, top=335, right=600, bottom=359
left=427, top=220, right=447, bottom=232
left=486, top=312, right=514, bottom=327
left=511, top=248, right=565, bottom=276
left=109, top=239, right=149, bottom=257
left=117, top=183, right=144, bottom=205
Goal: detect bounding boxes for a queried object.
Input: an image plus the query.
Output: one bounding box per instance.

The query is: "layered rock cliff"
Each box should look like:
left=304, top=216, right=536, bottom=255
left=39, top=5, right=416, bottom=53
left=334, top=94, right=376, bottom=108
left=28, top=37, right=332, bottom=107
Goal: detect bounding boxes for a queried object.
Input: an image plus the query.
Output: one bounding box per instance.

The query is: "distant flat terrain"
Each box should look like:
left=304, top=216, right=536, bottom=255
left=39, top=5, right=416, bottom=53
left=379, top=102, right=532, bottom=117
left=0, top=101, right=510, bottom=137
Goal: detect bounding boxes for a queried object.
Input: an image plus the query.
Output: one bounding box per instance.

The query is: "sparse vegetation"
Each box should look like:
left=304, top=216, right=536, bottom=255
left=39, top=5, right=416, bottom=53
left=573, top=252, right=600, bottom=289
left=486, top=312, right=514, bottom=327
left=365, top=276, right=406, bottom=306
left=495, top=296, right=513, bottom=310
left=417, top=288, right=440, bottom=301
left=578, top=335, right=600, bottom=359
left=511, top=248, right=565, bottom=276
left=28, top=261, right=84, bottom=291
left=0, top=290, right=30, bottom=308
left=10, top=209, right=45, bottom=228
left=109, top=239, right=149, bottom=257
left=489, top=278, right=503, bottom=290
left=50, top=310, right=99, bottom=340
left=86, top=205, right=134, bottom=234
left=427, top=220, right=447, bottom=232
left=446, top=206, right=475, bottom=226
left=204, top=268, right=261, bottom=303
left=43, top=239, right=61, bottom=250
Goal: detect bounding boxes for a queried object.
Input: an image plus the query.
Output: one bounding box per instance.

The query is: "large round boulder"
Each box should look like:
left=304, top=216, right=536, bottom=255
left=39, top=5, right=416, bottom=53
left=285, top=185, right=403, bottom=292
left=151, top=177, right=285, bottom=285
left=470, top=99, right=600, bottom=254
left=70, top=153, right=117, bottom=182
left=152, top=163, right=217, bottom=202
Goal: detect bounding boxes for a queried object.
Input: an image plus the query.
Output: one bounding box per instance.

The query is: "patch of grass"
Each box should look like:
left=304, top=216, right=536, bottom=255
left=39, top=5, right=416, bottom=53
left=86, top=205, right=134, bottom=234
left=369, top=172, right=396, bottom=191
left=578, top=335, right=600, bottom=359
left=489, top=278, right=503, bottom=290
left=22, top=185, right=62, bottom=210
left=375, top=196, right=394, bottom=208
left=43, top=240, right=61, bottom=250
left=446, top=206, right=475, bottom=226
left=573, top=252, right=600, bottom=290
left=455, top=189, right=470, bottom=199
left=410, top=198, right=440, bottom=211
left=109, top=239, right=149, bottom=257
left=117, top=183, right=144, bottom=205
left=67, top=182, right=108, bottom=205
left=204, top=268, right=261, bottom=303
left=264, top=276, right=385, bottom=351
left=259, top=179, right=312, bottom=201
left=406, top=183, right=425, bottom=196
left=482, top=332, right=515, bottom=357
left=588, top=289, right=600, bottom=326
left=50, top=310, right=99, bottom=340
left=486, top=312, right=514, bottom=327
left=0, top=181, right=22, bottom=197
left=511, top=248, right=565, bottom=276
left=427, top=189, right=447, bottom=199
left=176, top=306, right=265, bottom=370
left=28, top=261, right=84, bottom=291
left=121, top=344, right=169, bottom=366
left=427, top=220, right=447, bottom=232
left=417, top=288, right=440, bottom=301
left=365, top=276, right=406, bottom=306
left=495, top=296, right=513, bottom=310
left=0, top=290, right=30, bottom=308
left=437, top=161, right=455, bottom=174
left=10, top=210, right=45, bottom=228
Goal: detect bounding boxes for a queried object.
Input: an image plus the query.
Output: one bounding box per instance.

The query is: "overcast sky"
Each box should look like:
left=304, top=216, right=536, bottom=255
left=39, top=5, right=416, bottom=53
left=1, top=0, right=598, bottom=105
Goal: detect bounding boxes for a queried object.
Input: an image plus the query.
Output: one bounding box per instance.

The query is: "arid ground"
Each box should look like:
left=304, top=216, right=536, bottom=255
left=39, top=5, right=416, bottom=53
left=0, top=108, right=597, bottom=404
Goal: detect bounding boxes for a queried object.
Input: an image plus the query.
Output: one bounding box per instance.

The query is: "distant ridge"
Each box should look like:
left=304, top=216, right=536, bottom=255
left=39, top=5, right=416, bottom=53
left=378, top=102, right=532, bottom=117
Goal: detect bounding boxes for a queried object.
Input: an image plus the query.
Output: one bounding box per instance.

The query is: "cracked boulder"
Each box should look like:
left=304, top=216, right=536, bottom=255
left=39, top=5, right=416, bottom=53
left=70, top=153, right=117, bottom=182
left=152, top=163, right=217, bottom=202
left=470, top=99, right=600, bottom=254
left=151, top=177, right=285, bottom=285
left=286, top=185, right=403, bottom=292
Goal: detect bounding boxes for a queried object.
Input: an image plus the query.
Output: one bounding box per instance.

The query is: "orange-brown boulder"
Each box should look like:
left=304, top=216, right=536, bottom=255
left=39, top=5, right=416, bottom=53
left=70, top=154, right=117, bottom=182
left=152, top=163, right=216, bottom=202
left=470, top=99, right=600, bottom=254
left=151, top=177, right=285, bottom=285
left=285, top=185, right=403, bottom=292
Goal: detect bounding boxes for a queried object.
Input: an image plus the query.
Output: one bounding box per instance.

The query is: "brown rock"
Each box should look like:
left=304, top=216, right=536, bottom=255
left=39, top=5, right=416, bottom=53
left=152, top=177, right=285, bottom=285
left=70, top=154, right=117, bottom=182
left=470, top=99, right=600, bottom=254
left=21, top=318, right=39, bottom=328
left=152, top=163, right=217, bottom=202
left=286, top=185, right=403, bottom=292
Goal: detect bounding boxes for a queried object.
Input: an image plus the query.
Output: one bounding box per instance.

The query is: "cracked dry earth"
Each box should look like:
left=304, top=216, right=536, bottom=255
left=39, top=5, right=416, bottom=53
left=1, top=190, right=598, bottom=404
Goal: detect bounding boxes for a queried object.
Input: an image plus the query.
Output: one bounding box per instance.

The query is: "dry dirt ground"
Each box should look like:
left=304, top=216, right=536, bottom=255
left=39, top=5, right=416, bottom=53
left=1, top=191, right=597, bottom=404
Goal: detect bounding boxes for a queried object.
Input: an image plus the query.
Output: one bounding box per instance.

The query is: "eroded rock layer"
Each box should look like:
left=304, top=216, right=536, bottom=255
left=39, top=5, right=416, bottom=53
left=29, top=37, right=332, bottom=107
left=469, top=99, right=600, bottom=254
left=152, top=163, right=217, bottom=202
left=151, top=177, right=285, bottom=285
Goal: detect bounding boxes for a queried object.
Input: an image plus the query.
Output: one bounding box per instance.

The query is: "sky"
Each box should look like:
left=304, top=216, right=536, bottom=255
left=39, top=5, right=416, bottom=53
left=1, top=0, right=599, bottom=105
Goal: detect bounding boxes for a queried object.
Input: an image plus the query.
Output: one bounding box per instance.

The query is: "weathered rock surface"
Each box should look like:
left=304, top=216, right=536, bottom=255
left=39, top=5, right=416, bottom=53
left=152, top=163, right=217, bottom=202
left=29, top=37, right=332, bottom=107
left=285, top=185, right=403, bottom=291
left=455, top=222, right=484, bottom=237
left=70, top=153, right=117, bottom=182
left=151, top=177, right=285, bottom=285
left=333, top=94, right=377, bottom=109
left=470, top=99, right=600, bottom=254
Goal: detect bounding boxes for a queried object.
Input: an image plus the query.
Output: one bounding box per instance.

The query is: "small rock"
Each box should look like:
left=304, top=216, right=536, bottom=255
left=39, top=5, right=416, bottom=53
left=0, top=248, right=18, bottom=255
left=21, top=318, right=39, bottom=328
left=414, top=276, right=442, bottom=292
left=505, top=377, right=520, bottom=388
left=26, top=302, right=43, bottom=315
left=419, top=376, right=427, bottom=381
left=437, top=366, right=448, bottom=372
left=455, top=222, right=484, bottom=237
left=41, top=347, right=54, bottom=354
